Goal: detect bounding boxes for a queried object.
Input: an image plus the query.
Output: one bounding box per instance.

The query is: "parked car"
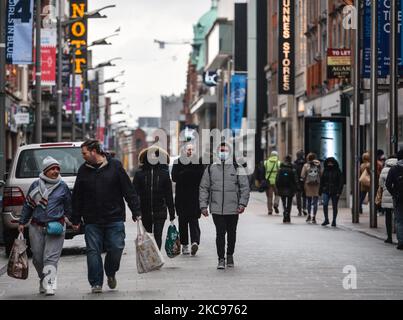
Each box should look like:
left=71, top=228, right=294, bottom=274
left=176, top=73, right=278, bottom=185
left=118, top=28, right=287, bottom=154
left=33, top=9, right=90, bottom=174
left=2, top=142, right=85, bottom=256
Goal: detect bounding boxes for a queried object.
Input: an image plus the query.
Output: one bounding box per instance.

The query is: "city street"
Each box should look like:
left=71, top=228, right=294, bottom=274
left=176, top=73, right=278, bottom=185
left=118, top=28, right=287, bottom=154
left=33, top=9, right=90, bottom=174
left=1, top=193, right=403, bottom=300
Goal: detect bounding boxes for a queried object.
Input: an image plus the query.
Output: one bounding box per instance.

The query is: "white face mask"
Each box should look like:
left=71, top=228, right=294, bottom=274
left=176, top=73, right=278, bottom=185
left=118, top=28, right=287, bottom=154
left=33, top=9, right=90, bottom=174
left=219, top=152, right=230, bottom=162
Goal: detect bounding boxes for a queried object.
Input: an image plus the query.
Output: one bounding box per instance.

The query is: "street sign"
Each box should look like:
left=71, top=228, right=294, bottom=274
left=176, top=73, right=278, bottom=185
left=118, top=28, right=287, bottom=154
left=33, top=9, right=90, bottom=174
left=203, top=71, right=219, bottom=86
left=14, top=113, right=30, bottom=125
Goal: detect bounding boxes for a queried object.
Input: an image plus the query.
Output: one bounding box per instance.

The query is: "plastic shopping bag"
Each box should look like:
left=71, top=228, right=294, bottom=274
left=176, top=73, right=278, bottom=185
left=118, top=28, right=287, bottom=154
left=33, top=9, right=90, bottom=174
left=135, top=220, right=164, bottom=274
left=165, top=223, right=181, bottom=258
left=7, top=233, right=29, bottom=280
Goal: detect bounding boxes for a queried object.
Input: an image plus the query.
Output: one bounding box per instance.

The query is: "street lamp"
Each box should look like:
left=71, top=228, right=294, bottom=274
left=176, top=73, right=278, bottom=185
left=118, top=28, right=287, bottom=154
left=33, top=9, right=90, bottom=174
left=99, top=71, right=125, bottom=84
left=56, top=2, right=116, bottom=141
left=90, top=58, right=122, bottom=70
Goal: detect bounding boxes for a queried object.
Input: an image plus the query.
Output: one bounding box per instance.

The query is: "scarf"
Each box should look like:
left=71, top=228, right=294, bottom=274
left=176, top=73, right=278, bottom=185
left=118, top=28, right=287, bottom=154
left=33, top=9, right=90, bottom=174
left=26, top=173, right=62, bottom=210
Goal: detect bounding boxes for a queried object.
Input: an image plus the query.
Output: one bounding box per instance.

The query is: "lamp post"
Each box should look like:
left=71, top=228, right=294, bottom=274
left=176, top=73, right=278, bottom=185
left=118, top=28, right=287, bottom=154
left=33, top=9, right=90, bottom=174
left=35, top=0, right=42, bottom=143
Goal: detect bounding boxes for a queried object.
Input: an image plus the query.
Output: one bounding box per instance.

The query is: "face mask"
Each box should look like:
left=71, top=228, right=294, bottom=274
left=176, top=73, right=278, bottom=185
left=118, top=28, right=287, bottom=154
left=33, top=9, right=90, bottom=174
left=219, top=152, right=230, bottom=162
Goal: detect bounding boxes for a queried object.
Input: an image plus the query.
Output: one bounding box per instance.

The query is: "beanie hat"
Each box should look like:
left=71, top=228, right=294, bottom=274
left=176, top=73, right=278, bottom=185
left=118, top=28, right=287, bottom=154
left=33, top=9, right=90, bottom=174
left=42, top=156, right=60, bottom=173
left=271, top=151, right=278, bottom=157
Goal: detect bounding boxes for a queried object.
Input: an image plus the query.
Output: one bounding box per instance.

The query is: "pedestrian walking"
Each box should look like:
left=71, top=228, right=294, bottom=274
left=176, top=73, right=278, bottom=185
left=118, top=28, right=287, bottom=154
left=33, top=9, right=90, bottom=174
left=199, top=143, right=250, bottom=269
left=301, top=153, right=322, bottom=224
left=359, top=152, right=371, bottom=214
left=319, top=157, right=343, bottom=227
left=18, top=156, right=72, bottom=296
left=72, top=140, right=141, bottom=293
left=133, top=146, right=176, bottom=250
left=264, top=151, right=281, bottom=215
left=385, top=150, right=403, bottom=250
left=294, top=150, right=307, bottom=216
left=276, top=155, right=299, bottom=223
left=172, top=143, right=205, bottom=256
left=379, top=155, right=398, bottom=244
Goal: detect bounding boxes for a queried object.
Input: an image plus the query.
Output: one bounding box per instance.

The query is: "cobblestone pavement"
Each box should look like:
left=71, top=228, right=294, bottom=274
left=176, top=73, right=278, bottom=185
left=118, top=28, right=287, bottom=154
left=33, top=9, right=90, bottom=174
left=1, top=192, right=403, bottom=300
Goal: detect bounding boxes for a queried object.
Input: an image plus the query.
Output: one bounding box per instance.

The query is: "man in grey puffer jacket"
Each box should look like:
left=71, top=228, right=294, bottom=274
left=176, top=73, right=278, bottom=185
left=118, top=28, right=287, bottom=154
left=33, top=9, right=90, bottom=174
left=379, top=156, right=397, bottom=244
left=199, top=143, right=250, bottom=270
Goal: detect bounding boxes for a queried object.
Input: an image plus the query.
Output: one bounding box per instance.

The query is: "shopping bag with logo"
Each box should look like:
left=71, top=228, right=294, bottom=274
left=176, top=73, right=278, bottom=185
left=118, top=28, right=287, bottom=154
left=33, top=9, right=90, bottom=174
left=135, top=220, right=164, bottom=274
left=165, top=223, right=181, bottom=258
left=7, top=233, right=29, bottom=280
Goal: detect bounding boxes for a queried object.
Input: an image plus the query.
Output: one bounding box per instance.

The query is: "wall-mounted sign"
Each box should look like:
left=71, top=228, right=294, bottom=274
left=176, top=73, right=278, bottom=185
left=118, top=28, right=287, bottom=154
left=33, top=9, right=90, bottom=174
left=327, top=48, right=351, bottom=79
left=203, top=71, right=219, bottom=86
left=14, top=113, right=30, bottom=125
left=278, top=0, right=295, bottom=95
left=70, top=0, right=87, bottom=74
left=6, top=0, right=34, bottom=64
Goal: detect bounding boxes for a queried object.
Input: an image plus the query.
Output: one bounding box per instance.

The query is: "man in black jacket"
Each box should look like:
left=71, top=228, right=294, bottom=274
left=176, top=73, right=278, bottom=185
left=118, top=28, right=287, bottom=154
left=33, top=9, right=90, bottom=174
left=72, top=140, right=141, bottom=294
left=172, top=144, right=205, bottom=256
left=133, top=147, right=176, bottom=250
left=385, top=149, right=403, bottom=250
left=294, top=150, right=307, bottom=216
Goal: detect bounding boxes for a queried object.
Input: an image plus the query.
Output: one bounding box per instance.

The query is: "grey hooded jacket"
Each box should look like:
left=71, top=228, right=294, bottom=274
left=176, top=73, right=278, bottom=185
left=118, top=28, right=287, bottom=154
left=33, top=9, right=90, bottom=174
left=379, top=158, right=398, bottom=209
left=199, top=163, right=250, bottom=215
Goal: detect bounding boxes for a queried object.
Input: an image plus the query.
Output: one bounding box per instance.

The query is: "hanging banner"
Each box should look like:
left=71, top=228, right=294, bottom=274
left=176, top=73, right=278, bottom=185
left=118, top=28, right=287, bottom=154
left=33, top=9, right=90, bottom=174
left=6, top=0, right=34, bottom=64
left=363, top=0, right=403, bottom=78
left=70, top=0, right=88, bottom=74
left=230, top=74, right=247, bottom=131
left=327, top=49, right=351, bottom=79
left=41, top=29, right=56, bottom=86
left=278, top=0, right=295, bottom=95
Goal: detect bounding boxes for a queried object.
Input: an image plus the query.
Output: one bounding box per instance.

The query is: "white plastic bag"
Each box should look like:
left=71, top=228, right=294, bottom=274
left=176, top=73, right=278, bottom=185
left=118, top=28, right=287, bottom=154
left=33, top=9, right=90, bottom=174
left=135, top=220, right=164, bottom=274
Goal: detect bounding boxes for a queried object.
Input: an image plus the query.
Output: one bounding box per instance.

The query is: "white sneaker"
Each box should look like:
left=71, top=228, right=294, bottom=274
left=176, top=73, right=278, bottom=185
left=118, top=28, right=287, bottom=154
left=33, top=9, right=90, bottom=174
left=45, top=286, right=55, bottom=296
left=182, top=245, right=190, bottom=255
left=91, top=285, right=103, bottom=294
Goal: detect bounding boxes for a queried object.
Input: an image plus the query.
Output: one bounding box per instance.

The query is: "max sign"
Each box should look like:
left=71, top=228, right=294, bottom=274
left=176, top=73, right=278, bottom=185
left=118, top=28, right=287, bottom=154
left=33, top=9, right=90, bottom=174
left=278, top=0, right=295, bottom=95
left=70, top=0, right=87, bottom=74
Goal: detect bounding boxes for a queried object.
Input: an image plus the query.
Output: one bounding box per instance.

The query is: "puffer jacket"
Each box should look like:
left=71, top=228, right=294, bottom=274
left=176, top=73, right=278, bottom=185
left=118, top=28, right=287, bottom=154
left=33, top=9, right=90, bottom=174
left=379, top=158, right=398, bottom=209
left=319, top=158, right=344, bottom=196
left=199, top=163, right=250, bottom=215
left=264, top=156, right=281, bottom=185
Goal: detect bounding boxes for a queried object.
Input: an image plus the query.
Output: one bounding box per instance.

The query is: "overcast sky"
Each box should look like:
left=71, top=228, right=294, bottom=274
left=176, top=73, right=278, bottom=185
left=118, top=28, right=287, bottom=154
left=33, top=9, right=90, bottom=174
left=87, top=0, right=211, bottom=126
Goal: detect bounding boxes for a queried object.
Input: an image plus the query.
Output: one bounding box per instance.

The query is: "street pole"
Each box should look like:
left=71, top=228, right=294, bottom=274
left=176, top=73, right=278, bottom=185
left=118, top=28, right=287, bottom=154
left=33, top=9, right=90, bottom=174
left=0, top=0, right=7, bottom=179
left=370, top=0, right=378, bottom=228
left=71, top=49, right=76, bottom=141
left=227, top=59, right=232, bottom=130
left=35, top=0, right=42, bottom=143
left=352, top=0, right=361, bottom=223
left=82, top=68, right=87, bottom=139
left=56, top=0, right=63, bottom=142
left=390, top=0, right=398, bottom=156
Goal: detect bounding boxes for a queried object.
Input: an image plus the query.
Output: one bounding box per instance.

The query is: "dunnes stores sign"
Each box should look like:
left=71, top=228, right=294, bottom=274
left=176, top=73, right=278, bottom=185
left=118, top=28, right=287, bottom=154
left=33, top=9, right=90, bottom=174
left=70, top=0, right=87, bottom=74
left=327, top=49, right=351, bottom=79
left=278, top=0, right=295, bottom=95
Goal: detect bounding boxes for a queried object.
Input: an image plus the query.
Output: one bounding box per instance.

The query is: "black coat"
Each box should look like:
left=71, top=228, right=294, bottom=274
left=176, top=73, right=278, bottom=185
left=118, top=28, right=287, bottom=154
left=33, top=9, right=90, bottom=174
left=276, top=162, right=299, bottom=197
left=72, top=156, right=140, bottom=225
left=133, top=164, right=175, bottom=223
left=171, top=159, right=205, bottom=219
left=319, top=158, right=344, bottom=196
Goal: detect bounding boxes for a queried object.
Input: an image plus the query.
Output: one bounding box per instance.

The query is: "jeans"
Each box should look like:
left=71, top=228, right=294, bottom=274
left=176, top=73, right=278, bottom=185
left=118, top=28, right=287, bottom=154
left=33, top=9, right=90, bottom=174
left=142, top=219, right=165, bottom=250
left=212, top=214, right=239, bottom=260
left=384, top=208, right=393, bottom=240
left=395, top=202, right=403, bottom=245
left=85, top=222, right=125, bottom=287
left=281, top=196, right=293, bottom=216
left=179, top=217, right=201, bottom=246
left=307, top=197, right=319, bottom=216
left=296, top=190, right=306, bottom=213
left=322, top=193, right=339, bottom=223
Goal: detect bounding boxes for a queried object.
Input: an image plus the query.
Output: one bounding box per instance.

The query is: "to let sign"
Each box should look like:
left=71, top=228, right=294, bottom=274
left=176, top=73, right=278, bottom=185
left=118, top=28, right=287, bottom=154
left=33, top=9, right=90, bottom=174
left=327, top=49, right=351, bottom=79
left=278, top=0, right=295, bottom=95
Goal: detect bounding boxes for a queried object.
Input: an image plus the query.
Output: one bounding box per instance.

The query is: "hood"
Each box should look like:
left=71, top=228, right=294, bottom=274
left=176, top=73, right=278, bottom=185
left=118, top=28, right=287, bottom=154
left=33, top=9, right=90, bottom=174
left=296, top=150, right=305, bottom=160
left=138, top=147, right=170, bottom=168
left=324, top=157, right=340, bottom=169
left=280, top=162, right=293, bottom=169
left=362, top=152, right=370, bottom=163
left=268, top=156, right=279, bottom=162
left=385, top=158, right=398, bottom=168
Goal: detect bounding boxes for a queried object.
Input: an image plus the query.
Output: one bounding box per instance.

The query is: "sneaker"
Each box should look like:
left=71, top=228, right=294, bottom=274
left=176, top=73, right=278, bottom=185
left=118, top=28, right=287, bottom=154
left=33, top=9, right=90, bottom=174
left=331, top=221, right=337, bottom=227
left=39, top=280, right=46, bottom=294
left=312, top=217, right=317, bottom=224
left=91, top=285, right=103, bottom=294
left=268, top=212, right=273, bottom=215
left=226, top=255, right=234, bottom=268
left=182, top=245, right=190, bottom=255
left=107, top=276, right=117, bottom=289
left=385, top=238, right=393, bottom=244
left=217, top=259, right=225, bottom=270
left=191, top=243, right=199, bottom=256
left=322, top=220, right=330, bottom=226
left=306, top=215, right=311, bottom=223
left=274, top=206, right=280, bottom=214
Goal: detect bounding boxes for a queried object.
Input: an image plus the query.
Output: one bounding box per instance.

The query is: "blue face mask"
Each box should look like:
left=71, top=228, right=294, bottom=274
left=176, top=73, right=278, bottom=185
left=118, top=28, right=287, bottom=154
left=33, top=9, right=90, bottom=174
left=219, top=152, right=230, bottom=162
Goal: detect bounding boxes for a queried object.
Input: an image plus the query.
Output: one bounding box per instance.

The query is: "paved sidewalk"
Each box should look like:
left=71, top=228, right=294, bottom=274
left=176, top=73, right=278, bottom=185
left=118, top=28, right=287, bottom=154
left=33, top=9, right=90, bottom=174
left=252, top=192, right=395, bottom=244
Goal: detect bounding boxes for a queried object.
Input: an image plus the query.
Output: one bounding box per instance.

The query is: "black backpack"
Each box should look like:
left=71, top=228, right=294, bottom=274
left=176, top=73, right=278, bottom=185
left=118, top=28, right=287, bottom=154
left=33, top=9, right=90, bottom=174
left=277, top=167, right=293, bottom=189
left=395, top=173, right=403, bottom=203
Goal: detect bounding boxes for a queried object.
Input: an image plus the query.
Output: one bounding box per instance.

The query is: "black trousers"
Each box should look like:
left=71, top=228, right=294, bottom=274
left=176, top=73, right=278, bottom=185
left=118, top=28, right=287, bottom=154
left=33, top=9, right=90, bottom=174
left=142, top=219, right=165, bottom=250
left=281, top=196, right=293, bottom=215
left=178, top=216, right=201, bottom=246
left=212, top=214, right=239, bottom=260
left=385, top=208, right=393, bottom=240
